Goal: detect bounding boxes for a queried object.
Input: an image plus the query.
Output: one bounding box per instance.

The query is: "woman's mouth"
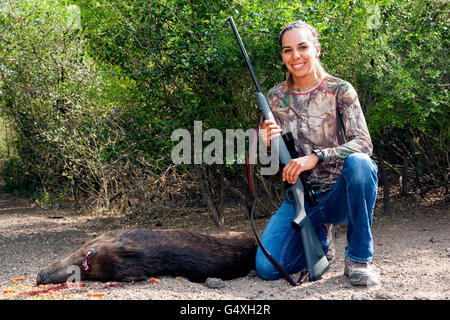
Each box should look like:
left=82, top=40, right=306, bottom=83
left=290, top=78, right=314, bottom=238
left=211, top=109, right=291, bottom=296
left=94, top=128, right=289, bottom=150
left=291, top=62, right=306, bottom=70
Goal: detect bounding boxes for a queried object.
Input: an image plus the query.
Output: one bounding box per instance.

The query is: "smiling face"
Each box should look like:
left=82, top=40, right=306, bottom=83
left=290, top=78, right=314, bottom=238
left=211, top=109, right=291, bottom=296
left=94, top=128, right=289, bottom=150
left=280, top=28, right=321, bottom=89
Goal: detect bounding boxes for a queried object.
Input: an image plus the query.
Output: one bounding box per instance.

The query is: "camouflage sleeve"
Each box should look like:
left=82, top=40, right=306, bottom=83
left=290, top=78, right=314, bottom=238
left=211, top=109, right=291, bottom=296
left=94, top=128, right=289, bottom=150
left=265, top=87, right=283, bottom=126
left=322, top=82, right=373, bottom=164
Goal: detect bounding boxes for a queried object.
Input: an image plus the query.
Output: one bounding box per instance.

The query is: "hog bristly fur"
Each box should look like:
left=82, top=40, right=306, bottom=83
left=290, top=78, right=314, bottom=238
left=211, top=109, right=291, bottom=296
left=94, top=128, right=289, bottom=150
left=36, top=229, right=257, bottom=285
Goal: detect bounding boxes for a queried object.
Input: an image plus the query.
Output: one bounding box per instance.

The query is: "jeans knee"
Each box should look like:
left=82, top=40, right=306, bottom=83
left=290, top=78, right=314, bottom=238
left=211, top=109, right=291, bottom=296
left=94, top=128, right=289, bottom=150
left=255, top=250, right=281, bottom=280
left=344, top=153, right=377, bottom=186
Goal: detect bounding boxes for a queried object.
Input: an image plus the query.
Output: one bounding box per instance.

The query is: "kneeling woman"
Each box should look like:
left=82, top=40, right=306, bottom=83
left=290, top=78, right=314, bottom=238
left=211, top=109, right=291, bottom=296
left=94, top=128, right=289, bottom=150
left=256, top=20, right=379, bottom=286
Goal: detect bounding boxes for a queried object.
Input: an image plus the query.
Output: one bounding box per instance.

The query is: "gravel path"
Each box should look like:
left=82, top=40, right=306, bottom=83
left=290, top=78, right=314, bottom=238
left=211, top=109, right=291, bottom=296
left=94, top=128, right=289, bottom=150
left=0, top=191, right=449, bottom=301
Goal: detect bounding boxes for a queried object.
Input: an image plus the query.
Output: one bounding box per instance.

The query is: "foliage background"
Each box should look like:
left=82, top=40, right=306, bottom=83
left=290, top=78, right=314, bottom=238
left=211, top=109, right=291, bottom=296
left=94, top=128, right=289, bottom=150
left=0, top=0, right=447, bottom=223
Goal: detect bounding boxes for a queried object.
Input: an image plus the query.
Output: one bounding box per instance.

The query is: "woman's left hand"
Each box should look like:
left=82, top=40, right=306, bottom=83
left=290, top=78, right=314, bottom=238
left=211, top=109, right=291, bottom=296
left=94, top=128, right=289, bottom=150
left=282, top=153, right=319, bottom=184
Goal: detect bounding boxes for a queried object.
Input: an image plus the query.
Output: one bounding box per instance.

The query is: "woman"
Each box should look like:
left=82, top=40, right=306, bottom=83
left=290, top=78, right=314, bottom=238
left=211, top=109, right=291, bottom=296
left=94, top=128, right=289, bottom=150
left=256, top=20, right=379, bottom=286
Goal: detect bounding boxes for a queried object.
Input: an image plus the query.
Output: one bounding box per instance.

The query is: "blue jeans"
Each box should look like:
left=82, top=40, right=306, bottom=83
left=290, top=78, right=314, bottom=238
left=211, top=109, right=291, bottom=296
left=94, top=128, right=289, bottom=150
left=255, top=153, right=378, bottom=280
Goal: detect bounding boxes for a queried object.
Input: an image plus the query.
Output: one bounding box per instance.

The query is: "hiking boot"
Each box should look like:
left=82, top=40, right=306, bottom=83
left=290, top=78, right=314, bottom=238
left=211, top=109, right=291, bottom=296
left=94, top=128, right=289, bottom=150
left=344, top=257, right=380, bottom=286
left=324, top=223, right=336, bottom=264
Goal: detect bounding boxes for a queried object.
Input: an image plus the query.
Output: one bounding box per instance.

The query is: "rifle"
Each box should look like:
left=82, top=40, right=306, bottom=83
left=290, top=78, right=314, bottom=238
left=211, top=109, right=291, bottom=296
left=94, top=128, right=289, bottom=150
left=227, top=17, right=329, bottom=284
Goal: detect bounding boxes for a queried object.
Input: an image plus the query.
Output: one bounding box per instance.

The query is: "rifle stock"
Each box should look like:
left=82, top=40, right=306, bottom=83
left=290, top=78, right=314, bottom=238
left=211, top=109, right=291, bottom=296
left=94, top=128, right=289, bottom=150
left=289, top=180, right=330, bottom=281
left=229, top=17, right=329, bottom=282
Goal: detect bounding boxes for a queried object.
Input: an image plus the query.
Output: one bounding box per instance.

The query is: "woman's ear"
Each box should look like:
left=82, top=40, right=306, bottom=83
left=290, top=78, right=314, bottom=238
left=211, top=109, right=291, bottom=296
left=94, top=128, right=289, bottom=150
left=316, top=45, right=321, bottom=57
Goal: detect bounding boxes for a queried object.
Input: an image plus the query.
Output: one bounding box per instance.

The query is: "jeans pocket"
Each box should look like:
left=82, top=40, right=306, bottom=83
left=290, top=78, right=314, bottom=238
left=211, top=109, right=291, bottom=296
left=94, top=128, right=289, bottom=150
left=317, top=203, right=330, bottom=224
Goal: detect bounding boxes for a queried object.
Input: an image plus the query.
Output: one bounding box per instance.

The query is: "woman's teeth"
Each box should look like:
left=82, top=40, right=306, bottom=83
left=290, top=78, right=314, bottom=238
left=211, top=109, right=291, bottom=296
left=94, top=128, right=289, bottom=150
left=292, top=63, right=305, bottom=70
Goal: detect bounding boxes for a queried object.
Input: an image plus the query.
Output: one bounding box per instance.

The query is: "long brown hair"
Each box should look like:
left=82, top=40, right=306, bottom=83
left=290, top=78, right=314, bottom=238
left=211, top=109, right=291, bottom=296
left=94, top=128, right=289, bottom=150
left=279, top=20, right=327, bottom=90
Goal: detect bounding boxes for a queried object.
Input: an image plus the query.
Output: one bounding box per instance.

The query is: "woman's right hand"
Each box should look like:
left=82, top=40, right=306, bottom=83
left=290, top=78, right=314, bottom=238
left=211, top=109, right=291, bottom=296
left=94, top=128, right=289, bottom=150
left=259, top=120, right=283, bottom=148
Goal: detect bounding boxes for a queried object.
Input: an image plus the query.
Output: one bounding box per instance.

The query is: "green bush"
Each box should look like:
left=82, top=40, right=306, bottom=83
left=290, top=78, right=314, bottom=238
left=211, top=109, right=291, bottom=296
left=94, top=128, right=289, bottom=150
left=0, top=0, right=447, bottom=213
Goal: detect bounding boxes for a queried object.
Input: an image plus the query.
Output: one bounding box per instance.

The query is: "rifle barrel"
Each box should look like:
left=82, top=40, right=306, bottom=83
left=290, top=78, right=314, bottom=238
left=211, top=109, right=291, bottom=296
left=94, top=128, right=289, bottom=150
left=227, top=17, right=263, bottom=94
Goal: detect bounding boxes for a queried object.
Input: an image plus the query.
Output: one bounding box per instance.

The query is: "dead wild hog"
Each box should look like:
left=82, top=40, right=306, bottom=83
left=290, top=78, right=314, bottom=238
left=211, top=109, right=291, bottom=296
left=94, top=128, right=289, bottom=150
left=36, top=228, right=257, bottom=285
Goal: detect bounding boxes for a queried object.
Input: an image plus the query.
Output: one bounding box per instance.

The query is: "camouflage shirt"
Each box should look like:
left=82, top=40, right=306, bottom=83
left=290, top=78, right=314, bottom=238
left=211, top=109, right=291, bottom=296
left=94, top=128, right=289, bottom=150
left=266, top=75, right=373, bottom=192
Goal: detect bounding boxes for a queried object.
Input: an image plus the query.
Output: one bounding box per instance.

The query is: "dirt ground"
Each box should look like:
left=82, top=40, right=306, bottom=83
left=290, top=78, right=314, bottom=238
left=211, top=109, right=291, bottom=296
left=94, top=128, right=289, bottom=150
left=0, top=186, right=448, bottom=301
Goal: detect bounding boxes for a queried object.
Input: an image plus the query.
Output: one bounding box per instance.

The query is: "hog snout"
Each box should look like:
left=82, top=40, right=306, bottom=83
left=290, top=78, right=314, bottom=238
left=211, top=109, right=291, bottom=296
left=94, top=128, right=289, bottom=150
left=36, top=269, right=49, bottom=286
left=36, top=264, right=80, bottom=286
